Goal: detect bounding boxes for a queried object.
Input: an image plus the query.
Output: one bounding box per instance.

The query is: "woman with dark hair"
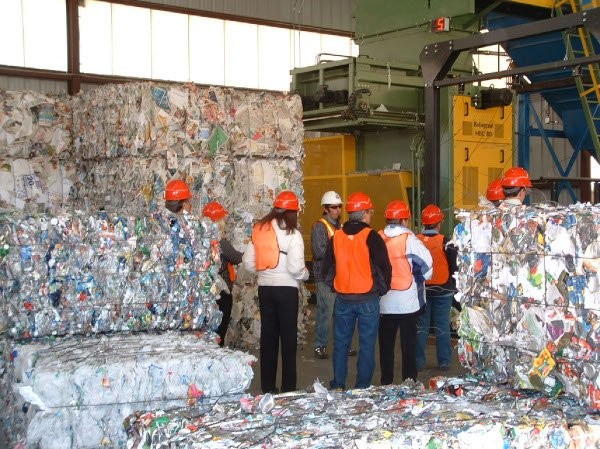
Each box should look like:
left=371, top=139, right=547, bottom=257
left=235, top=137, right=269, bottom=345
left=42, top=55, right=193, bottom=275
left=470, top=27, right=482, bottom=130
left=202, top=201, right=243, bottom=347
left=242, top=191, right=309, bottom=394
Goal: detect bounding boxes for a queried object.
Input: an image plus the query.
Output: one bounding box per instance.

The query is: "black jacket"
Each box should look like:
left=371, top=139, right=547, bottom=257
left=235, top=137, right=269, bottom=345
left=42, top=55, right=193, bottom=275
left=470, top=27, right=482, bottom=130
left=321, top=220, right=392, bottom=302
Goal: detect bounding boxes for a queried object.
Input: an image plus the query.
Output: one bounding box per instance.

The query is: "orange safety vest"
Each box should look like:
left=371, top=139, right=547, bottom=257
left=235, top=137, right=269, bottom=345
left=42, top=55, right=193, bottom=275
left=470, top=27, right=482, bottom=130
left=251, top=222, right=283, bottom=271
left=227, top=262, right=237, bottom=282
left=316, top=217, right=336, bottom=238
left=333, top=228, right=373, bottom=294
left=378, top=231, right=412, bottom=291
left=417, top=233, right=449, bottom=285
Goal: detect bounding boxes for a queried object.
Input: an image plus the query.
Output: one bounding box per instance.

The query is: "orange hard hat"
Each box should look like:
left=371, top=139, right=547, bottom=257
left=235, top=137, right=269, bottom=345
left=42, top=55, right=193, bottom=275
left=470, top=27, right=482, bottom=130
left=501, top=167, right=532, bottom=188
left=486, top=179, right=505, bottom=201
left=346, top=192, right=374, bottom=212
left=202, top=201, right=228, bottom=221
left=385, top=200, right=411, bottom=220
left=421, top=204, right=444, bottom=225
left=274, top=190, right=300, bottom=211
left=164, top=179, right=191, bottom=201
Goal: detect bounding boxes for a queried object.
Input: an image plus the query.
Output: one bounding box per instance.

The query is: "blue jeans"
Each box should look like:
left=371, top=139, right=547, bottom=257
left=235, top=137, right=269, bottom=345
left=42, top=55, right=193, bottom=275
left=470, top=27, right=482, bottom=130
left=416, top=292, right=453, bottom=369
left=330, top=296, right=379, bottom=389
left=314, top=282, right=335, bottom=348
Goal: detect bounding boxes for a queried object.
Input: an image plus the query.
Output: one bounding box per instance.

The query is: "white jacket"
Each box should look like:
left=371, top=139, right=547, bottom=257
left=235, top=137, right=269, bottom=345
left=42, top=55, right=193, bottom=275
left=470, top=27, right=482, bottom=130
left=379, top=224, right=433, bottom=314
left=243, top=219, right=309, bottom=287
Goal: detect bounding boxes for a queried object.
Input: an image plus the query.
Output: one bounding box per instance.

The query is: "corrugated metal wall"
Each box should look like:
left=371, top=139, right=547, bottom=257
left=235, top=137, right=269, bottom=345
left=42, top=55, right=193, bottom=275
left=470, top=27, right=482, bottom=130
left=0, top=76, right=68, bottom=93
left=144, top=0, right=356, bottom=32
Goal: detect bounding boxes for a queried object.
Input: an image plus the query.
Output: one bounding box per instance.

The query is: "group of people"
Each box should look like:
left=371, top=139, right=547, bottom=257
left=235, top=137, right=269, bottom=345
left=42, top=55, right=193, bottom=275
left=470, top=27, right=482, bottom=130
left=312, top=191, right=456, bottom=389
left=163, top=165, right=533, bottom=395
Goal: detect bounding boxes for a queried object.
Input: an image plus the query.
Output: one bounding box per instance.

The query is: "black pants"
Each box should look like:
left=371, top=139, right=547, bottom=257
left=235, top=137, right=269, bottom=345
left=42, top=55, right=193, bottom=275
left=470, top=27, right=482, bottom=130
left=378, top=309, right=421, bottom=384
left=258, top=285, right=299, bottom=393
left=216, top=290, right=233, bottom=346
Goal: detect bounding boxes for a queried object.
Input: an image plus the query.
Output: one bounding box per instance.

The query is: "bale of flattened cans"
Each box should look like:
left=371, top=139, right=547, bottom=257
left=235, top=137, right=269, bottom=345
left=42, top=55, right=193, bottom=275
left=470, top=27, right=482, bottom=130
left=1, top=332, right=256, bottom=449
left=452, top=202, right=600, bottom=408
left=0, top=207, right=222, bottom=339
left=123, top=378, right=600, bottom=449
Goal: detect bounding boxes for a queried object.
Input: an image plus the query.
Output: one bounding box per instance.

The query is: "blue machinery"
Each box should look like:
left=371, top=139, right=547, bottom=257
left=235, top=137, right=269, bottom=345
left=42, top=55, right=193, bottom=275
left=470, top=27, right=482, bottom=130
left=421, top=6, right=600, bottom=205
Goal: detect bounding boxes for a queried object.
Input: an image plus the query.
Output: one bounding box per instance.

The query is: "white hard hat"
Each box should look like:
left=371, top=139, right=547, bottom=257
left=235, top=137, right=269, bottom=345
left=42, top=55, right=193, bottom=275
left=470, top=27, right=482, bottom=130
left=321, top=191, right=342, bottom=206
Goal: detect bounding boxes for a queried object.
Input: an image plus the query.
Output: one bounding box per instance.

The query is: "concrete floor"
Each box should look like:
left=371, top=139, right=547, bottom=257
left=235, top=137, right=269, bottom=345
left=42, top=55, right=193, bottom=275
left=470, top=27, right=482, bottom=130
left=246, top=303, right=466, bottom=394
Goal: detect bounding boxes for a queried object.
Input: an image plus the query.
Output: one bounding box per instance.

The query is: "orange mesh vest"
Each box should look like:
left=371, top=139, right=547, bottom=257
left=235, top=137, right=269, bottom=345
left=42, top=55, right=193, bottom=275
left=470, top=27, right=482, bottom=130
left=252, top=222, right=281, bottom=271
left=227, top=263, right=237, bottom=282
left=333, top=228, right=373, bottom=294
left=417, top=233, right=449, bottom=285
left=316, top=217, right=336, bottom=238
left=378, top=231, right=412, bottom=291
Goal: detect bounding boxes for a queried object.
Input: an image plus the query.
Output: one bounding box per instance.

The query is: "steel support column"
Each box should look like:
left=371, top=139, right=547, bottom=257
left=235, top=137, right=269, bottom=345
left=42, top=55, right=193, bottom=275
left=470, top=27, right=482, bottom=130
left=419, top=8, right=600, bottom=205
left=517, top=93, right=531, bottom=171
left=424, top=86, right=441, bottom=206
left=66, top=0, right=80, bottom=95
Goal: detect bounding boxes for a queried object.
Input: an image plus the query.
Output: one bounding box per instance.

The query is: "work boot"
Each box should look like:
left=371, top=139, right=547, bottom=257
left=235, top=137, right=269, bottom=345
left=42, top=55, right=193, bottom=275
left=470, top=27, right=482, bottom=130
left=314, top=346, right=328, bottom=359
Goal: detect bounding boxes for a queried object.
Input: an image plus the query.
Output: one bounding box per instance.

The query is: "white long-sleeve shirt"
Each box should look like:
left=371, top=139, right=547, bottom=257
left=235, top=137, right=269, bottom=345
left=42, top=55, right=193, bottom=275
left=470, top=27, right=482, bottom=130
left=242, top=219, right=309, bottom=287
left=379, top=224, right=433, bottom=314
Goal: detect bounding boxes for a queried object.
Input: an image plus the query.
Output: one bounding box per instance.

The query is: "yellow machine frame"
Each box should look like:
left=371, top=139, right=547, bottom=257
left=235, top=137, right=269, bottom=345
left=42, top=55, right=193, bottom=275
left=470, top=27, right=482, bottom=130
left=453, top=95, right=514, bottom=208
left=302, top=135, right=413, bottom=261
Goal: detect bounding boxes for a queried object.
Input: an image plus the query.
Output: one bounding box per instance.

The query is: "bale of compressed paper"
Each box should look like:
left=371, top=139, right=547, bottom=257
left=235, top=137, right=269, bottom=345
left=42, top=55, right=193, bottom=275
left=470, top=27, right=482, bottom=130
left=0, top=208, right=222, bottom=339
left=0, top=90, right=72, bottom=159
left=2, top=332, right=256, bottom=449
left=453, top=203, right=600, bottom=408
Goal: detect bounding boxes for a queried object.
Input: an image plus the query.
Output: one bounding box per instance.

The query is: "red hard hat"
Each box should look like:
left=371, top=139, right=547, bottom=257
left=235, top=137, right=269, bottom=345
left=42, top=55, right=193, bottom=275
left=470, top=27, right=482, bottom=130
left=346, top=192, right=374, bottom=212
left=486, top=179, right=505, bottom=201
left=202, top=201, right=228, bottom=221
left=421, top=204, right=444, bottom=225
left=164, top=179, right=191, bottom=201
left=274, top=190, right=300, bottom=211
left=501, top=167, right=532, bottom=188
left=385, top=200, right=411, bottom=220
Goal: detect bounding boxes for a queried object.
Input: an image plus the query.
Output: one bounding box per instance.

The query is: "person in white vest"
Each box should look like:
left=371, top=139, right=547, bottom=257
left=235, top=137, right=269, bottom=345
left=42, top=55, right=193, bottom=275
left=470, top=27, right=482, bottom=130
left=242, top=191, right=309, bottom=394
left=378, top=200, right=432, bottom=383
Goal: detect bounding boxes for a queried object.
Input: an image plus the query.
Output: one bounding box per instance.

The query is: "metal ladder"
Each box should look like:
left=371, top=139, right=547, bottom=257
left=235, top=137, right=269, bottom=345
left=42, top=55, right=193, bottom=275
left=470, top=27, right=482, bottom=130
left=556, top=0, right=600, bottom=155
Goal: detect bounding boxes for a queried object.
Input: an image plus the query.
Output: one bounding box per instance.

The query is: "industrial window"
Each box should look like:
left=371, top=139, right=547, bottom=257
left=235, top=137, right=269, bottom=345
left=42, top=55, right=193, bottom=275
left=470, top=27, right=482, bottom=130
left=111, top=4, right=152, bottom=78
left=473, top=33, right=510, bottom=88
left=79, top=0, right=112, bottom=75
left=152, top=10, right=189, bottom=82
left=293, top=31, right=322, bottom=68
left=0, top=0, right=67, bottom=71
left=0, top=0, right=356, bottom=91
left=189, top=16, right=225, bottom=86
left=225, top=21, right=259, bottom=89
left=258, top=26, right=292, bottom=91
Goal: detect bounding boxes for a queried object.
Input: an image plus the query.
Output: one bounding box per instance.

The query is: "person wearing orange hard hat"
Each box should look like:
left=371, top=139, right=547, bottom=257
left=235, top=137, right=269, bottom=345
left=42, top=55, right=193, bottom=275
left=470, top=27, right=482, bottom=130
left=202, top=201, right=243, bottom=347
left=486, top=179, right=505, bottom=207
left=378, top=200, right=433, bottom=383
left=321, top=192, right=392, bottom=390
left=415, top=204, right=458, bottom=372
left=242, top=190, right=309, bottom=394
left=501, top=166, right=532, bottom=206
left=164, top=179, right=193, bottom=214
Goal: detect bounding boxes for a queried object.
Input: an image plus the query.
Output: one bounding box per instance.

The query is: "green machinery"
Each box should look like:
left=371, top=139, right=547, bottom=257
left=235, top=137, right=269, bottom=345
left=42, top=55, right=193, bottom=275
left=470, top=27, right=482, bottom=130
left=291, top=0, right=550, bottom=223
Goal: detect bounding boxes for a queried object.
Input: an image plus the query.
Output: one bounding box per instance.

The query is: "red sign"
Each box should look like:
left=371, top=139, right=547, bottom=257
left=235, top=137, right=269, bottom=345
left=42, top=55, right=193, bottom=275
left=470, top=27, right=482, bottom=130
left=431, top=17, right=450, bottom=33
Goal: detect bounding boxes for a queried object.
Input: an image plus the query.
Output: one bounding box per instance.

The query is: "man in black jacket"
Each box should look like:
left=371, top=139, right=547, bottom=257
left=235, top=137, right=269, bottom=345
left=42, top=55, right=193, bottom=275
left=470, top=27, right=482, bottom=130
left=322, top=192, right=391, bottom=389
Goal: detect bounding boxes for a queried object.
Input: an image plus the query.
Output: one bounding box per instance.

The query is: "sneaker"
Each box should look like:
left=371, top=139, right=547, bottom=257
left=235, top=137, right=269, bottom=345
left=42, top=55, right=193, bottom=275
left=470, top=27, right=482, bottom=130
left=314, top=346, right=328, bottom=359
left=348, top=347, right=357, bottom=357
